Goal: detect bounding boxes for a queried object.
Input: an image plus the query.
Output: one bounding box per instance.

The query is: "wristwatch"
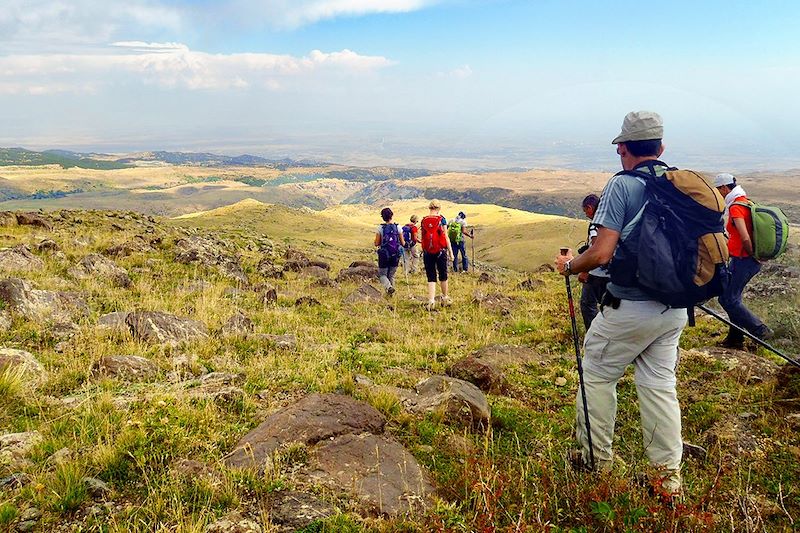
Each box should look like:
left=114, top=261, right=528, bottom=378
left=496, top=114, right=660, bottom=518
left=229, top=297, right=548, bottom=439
left=564, top=260, right=573, bottom=276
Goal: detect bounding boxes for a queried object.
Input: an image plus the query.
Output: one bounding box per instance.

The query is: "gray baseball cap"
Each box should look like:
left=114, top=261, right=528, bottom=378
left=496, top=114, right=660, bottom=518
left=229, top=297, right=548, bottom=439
left=611, top=111, right=664, bottom=144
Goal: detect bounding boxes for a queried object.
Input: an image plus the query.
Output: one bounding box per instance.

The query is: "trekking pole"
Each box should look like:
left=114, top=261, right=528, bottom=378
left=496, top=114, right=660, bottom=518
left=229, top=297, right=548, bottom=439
left=561, top=248, right=595, bottom=470
left=471, top=229, right=476, bottom=271
left=696, top=303, right=800, bottom=369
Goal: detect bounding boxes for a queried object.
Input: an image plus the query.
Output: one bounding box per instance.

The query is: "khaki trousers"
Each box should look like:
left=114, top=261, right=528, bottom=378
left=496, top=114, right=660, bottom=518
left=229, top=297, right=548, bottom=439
left=576, top=299, right=687, bottom=471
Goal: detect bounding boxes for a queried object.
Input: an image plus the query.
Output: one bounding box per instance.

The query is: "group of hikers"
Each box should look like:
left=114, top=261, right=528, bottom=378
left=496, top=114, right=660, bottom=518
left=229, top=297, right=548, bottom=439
left=554, top=110, right=788, bottom=503
left=371, top=110, right=788, bottom=505
left=374, top=200, right=473, bottom=310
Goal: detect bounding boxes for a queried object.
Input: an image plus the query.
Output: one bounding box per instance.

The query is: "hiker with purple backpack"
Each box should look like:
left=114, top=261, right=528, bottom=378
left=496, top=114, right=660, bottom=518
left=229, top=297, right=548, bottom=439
left=374, top=207, right=405, bottom=296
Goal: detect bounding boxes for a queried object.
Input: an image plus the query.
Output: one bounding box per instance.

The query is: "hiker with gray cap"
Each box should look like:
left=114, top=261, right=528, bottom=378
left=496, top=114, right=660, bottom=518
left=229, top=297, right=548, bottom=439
left=714, top=173, right=773, bottom=348
left=554, top=111, right=717, bottom=503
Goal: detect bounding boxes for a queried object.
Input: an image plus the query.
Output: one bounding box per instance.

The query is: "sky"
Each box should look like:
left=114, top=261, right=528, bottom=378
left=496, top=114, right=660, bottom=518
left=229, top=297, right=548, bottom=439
left=1, top=0, right=799, bottom=171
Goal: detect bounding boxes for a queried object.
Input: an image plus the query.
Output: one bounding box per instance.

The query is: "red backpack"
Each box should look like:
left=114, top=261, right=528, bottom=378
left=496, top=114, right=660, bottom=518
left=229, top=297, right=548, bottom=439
left=421, top=215, right=447, bottom=254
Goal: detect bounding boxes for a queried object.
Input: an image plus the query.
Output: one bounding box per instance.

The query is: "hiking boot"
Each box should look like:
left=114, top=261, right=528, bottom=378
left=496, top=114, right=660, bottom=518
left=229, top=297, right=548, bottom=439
left=387, top=286, right=396, bottom=297
left=440, top=296, right=452, bottom=306
left=425, top=300, right=436, bottom=311
left=757, top=326, right=774, bottom=341
left=567, top=449, right=613, bottom=473
left=635, top=469, right=682, bottom=507
left=719, top=336, right=744, bottom=349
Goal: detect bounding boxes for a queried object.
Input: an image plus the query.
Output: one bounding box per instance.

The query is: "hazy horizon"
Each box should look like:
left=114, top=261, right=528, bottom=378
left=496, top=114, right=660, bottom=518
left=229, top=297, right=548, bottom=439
left=3, top=0, right=799, bottom=174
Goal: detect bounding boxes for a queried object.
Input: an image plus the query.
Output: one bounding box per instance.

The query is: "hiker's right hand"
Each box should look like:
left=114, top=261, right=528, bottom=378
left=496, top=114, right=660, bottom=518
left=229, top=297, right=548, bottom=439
left=554, top=250, right=573, bottom=275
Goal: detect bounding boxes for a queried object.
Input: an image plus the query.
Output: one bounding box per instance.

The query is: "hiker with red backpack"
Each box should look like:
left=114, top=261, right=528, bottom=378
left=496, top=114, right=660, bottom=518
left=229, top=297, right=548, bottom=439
left=714, top=173, right=775, bottom=348
left=555, top=111, right=730, bottom=502
left=421, top=200, right=454, bottom=310
left=374, top=207, right=405, bottom=297
left=401, top=214, right=421, bottom=275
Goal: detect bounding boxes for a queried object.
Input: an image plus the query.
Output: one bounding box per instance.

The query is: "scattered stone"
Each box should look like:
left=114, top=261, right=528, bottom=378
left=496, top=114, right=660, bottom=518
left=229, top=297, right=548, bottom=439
left=517, top=278, right=545, bottom=291
left=185, top=372, right=245, bottom=404
left=171, top=458, right=218, bottom=479
left=706, top=415, right=760, bottom=454
left=337, top=265, right=378, bottom=282
left=16, top=212, right=52, bottom=230
left=343, top=283, right=383, bottom=305
left=283, top=259, right=309, bottom=272
left=536, top=263, right=555, bottom=273
left=204, top=511, right=262, bottom=533
left=0, top=278, right=89, bottom=325
left=307, top=260, right=331, bottom=271
left=284, top=248, right=309, bottom=263
left=0, top=245, right=44, bottom=272
left=224, top=393, right=385, bottom=469
left=0, top=310, right=10, bottom=332
left=682, top=441, right=708, bottom=460
left=105, top=236, right=154, bottom=257
left=407, top=376, right=491, bottom=428
left=0, top=472, right=29, bottom=490
left=739, top=412, right=757, bottom=420
left=257, top=257, right=284, bottom=279
left=684, top=347, right=779, bottom=385
left=175, top=236, right=248, bottom=285
left=53, top=341, right=69, bottom=353
left=269, top=491, right=334, bottom=531
left=354, top=374, right=374, bottom=386
left=254, top=284, right=278, bottom=306
left=97, top=311, right=130, bottom=332
left=222, top=312, right=254, bottom=336
left=0, top=431, right=42, bottom=467
left=68, top=253, right=132, bottom=288
left=0, top=211, right=17, bottom=227
left=46, top=447, right=73, bottom=465
left=295, top=296, right=321, bottom=307
left=126, top=311, right=209, bottom=345
left=36, top=239, right=60, bottom=252
left=0, top=348, right=45, bottom=379
left=250, top=334, right=297, bottom=350
left=92, top=355, right=158, bottom=381
left=299, top=265, right=329, bottom=280
left=349, top=260, right=373, bottom=268
left=83, top=477, right=112, bottom=498
left=472, top=291, right=515, bottom=315
left=786, top=413, right=800, bottom=430
left=478, top=272, right=498, bottom=284
left=554, top=377, right=567, bottom=387
left=446, top=345, right=546, bottom=394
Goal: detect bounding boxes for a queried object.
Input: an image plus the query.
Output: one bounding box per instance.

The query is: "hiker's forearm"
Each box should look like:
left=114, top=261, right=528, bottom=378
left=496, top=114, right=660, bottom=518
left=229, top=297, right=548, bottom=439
left=570, top=227, right=618, bottom=273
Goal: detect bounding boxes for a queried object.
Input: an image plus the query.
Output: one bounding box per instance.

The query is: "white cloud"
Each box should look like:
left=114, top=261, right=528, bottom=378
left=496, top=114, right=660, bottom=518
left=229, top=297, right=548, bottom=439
left=272, top=0, right=438, bottom=26
left=451, top=64, right=473, bottom=79
left=0, top=43, right=396, bottom=94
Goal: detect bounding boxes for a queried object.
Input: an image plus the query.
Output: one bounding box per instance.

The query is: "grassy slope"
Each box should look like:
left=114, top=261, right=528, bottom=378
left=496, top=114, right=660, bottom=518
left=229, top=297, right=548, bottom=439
left=0, top=206, right=798, bottom=531
left=173, top=199, right=587, bottom=271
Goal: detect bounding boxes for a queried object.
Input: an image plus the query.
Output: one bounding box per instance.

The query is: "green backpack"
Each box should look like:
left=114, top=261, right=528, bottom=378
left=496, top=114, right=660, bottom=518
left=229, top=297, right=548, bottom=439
left=447, top=220, right=463, bottom=244
left=733, top=201, right=790, bottom=260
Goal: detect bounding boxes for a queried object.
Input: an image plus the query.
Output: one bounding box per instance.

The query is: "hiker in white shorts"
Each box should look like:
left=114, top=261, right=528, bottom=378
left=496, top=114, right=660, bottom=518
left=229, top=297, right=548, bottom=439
left=555, top=111, right=686, bottom=500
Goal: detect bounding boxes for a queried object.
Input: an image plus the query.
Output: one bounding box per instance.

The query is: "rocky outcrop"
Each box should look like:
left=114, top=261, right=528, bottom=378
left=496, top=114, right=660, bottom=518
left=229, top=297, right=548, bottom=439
left=0, top=212, right=17, bottom=227
left=69, top=254, right=132, bottom=288
left=407, top=376, right=491, bottom=427
left=222, top=312, right=254, bottom=336
left=174, top=236, right=248, bottom=285
left=472, top=291, right=515, bottom=315
left=0, top=431, right=42, bottom=468
left=257, top=258, right=284, bottom=279
left=105, top=236, right=154, bottom=257
left=125, top=311, right=209, bottom=345
left=0, top=245, right=44, bottom=272
left=97, top=311, right=130, bottom=331
left=224, top=393, right=434, bottom=516
left=92, top=355, right=158, bottom=381
left=184, top=372, right=245, bottom=404
left=224, top=393, right=385, bottom=469
left=0, top=278, right=88, bottom=325
left=268, top=491, right=334, bottom=532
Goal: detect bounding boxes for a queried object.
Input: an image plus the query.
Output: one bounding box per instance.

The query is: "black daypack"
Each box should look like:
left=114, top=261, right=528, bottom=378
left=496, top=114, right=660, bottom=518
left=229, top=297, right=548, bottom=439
left=608, top=161, right=730, bottom=309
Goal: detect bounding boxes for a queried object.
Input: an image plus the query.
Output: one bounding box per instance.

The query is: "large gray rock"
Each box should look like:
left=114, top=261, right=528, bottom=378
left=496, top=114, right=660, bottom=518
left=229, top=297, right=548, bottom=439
left=408, top=376, right=491, bottom=427
left=0, top=348, right=45, bottom=379
left=256, top=258, right=284, bottom=279
left=0, top=245, right=44, bottom=272
left=308, top=433, right=435, bottom=516
left=126, top=311, right=209, bottom=345
left=69, top=254, right=131, bottom=288
left=105, top=236, right=154, bottom=257
left=175, top=236, right=248, bottom=285
left=0, top=278, right=88, bottom=324
left=203, top=512, right=262, bottom=533
left=0, top=212, right=17, bottom=227
left=92, top=355, right=158, bottom=381
left=184, top=372, right=245, bottom=404
left=222, top=312, right=254, bottom=336
left=224, top=393, right=385, bottom=469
